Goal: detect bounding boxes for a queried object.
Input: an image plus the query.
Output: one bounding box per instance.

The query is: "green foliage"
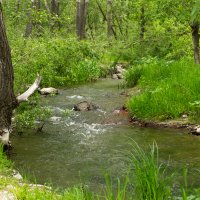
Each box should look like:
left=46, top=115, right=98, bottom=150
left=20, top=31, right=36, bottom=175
left=126, top=59, right=200, bottom=121
left=125, top=65, right=144, bottom=87
left=12, top=37, right=102, bottom=92
left=15, top=101, right=52, bottom=132
left=0, top=145, right=12, bottom=173
left=103, top=172, right=129, bottom=200
left=191, top=0, right=200, bottom=23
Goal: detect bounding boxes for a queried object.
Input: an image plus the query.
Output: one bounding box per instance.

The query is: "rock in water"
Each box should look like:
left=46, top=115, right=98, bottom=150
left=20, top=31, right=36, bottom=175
left=115, top=64, right=123, bottom=73
left=117, top=73, right=123, bottom=79
left=112, top=74, right=118, bottom=79
left=74, top=101, right=99, bottom=111
left=190, top=126, right=200, bottom=135
left=39, top=87, right=58, bottom=95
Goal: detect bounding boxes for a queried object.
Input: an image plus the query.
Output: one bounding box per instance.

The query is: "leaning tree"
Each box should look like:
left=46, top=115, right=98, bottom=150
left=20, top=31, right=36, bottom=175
left=0, top=2, right=40, bottom=146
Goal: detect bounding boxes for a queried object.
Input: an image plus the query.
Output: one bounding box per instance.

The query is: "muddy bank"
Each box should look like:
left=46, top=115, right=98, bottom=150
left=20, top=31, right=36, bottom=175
left=129, top=116, right=200, bottom=135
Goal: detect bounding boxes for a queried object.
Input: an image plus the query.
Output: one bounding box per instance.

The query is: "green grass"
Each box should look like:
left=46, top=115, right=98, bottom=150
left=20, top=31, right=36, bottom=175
left=0, top=145, right=12, bottom=174
left=125, top=59, right=200, bottom=122
left=129, top=142, right=172, bottom=200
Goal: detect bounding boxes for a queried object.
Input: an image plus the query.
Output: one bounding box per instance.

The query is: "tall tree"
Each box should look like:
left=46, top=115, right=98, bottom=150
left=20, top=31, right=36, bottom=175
left=76, top=0, right=89, bottom=40
left=191, top=0, right=200, bottom=64
left=51, top=0, right=60, bottom=31
left=0, top=2, right=41, bottom=146
left=107, top=0, right=112, bottom=38
left=76, top=0, right=81, bottom=38
left=140, top=6, right=145, bottom=41
left=0, top=2, right=18, bottom=145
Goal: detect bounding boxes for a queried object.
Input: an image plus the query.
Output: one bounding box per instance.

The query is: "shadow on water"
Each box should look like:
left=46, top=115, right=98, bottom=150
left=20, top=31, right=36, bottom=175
left=10, top=79, right=200, bottom=191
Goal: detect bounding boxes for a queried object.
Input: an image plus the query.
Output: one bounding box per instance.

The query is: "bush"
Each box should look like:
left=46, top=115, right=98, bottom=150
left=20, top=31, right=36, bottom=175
left=12, top=36, right=102, bottom=92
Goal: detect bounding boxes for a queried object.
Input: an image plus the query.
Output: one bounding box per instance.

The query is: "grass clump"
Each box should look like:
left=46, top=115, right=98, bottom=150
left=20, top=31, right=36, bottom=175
left=0, top=145, right=12, bottom=174
left=125, top=59, right=200, bottom=122
left=130, top=142, right=172, bottom=200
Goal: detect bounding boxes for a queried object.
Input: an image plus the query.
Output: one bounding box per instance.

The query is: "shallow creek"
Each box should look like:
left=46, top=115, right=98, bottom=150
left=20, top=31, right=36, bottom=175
left=11, top=79, right=200, bottom=191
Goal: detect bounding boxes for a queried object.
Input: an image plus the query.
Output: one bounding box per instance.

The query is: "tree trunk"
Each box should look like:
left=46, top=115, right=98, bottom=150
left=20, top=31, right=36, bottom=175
left=96, top=0, right=117, bottom=39
left=0, top=2, right=18, bottom=145
left=76, top=0, right=81, bottom=38
left=80, top=0, right=89, bottom=40
left=140, top=6, right=145, bottom=41
left=76, top=0, right=89, bottom=40
left=24, top=0, right=41, bottom=37
left=107, top=0, right=112, bottom=38
left=0, top=2, right=41, bottom=146
left=50, top=0, right=60, bottom=31
left=191, top=23, right=200, bottom=64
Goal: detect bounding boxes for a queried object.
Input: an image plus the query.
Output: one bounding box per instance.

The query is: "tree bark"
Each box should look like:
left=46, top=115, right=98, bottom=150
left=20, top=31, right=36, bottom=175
left=140, top=6, right=145, bottom=41
left=191, top=23, right=200, bottom=64
left=0, top=2, right=18, bottom=144
left=76, top=0, right=89, bottom=40
left=0, top=2, right=41, bottom=145
left=107, top=0, right=112, bottom=38
left=50, top=0, right=60, bottom=31
left=76, top=0, right=81, bottom=38
left=80, top=0, right=89, bottom=40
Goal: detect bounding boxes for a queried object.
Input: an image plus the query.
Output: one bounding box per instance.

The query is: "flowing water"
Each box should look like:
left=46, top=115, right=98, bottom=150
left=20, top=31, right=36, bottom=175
left=11, top=79, right=200, bottom=191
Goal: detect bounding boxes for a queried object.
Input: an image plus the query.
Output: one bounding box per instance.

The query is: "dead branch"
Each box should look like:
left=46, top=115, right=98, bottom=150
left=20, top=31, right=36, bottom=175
left=16, top=74, right=41, bottom=103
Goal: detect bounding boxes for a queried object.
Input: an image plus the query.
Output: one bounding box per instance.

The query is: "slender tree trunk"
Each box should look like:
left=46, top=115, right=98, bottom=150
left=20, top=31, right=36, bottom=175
left=76, top=0, right=89, bottom=40
left=96, top=0, right=106, bottom=22
left=191, top=23, right=200, bottom=64
left=140, top=6, right=145, bottom=41
left=24, top=5, right=33, bottom=38
left=24, top=0, right=41, bottom=37
left=96, top=0, right=117, bottom=39
left=107, top=0, right=112, bottom=38
left=80, top=0, right=89, bottom=40
left=76, top=0, right=81, bottom=38
left=44, top=0, right=52, bottom=31
left=0, top=3, right=18, bottom=145
left=51, top=0, right=60, bottom=31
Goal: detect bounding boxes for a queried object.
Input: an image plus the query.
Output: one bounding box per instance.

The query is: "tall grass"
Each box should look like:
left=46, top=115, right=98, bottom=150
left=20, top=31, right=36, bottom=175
left=0, top=145, right=12, bottom=174
left=125, top=59, right=200, bottom=122
left=129, top=142, right=172, bottom=200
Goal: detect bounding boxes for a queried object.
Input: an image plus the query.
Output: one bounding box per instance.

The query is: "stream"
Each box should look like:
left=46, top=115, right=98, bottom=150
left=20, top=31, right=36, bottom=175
left=11, top=79, right=200, bottom=191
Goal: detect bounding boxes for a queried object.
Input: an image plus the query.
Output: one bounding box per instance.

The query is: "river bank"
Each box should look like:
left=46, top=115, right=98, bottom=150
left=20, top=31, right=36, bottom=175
left=125, top=59, right=200, bottom=135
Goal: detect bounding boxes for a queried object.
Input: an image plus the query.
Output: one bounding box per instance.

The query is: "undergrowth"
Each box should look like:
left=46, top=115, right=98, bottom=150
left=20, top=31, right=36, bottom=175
left=12, top=36, right=103, bottom=93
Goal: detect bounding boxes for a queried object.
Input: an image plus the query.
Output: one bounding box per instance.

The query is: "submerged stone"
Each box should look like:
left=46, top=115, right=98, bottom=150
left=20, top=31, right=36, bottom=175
left=74, top=101, right=99, bottom=111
